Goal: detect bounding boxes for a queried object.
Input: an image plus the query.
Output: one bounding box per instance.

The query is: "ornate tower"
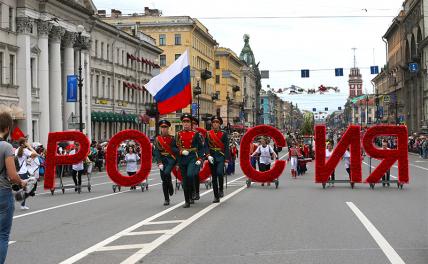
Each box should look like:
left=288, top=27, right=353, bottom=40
left=348, top=48, right=363, bottom=98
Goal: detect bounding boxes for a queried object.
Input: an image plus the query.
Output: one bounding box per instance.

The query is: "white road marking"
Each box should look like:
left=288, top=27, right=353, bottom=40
left=125, top=230, right=169, bottom=236
left=97, top=244, right=148, bottom=252
left=145, top=220, right=184, bottom=225
left=8, top=241, right=16, bottom=245
left=409, top=164, right=428, bottom=171
left=362, top=162, right=398, bottom=179
left=346, top=202, right=405, bottom=264
left=13, top=183, right=162, bottom=220
left=59, top=176, right=246, bottom=264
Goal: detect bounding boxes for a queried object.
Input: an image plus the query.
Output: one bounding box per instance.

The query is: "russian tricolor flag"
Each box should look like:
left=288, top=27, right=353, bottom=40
left=145, top=50, right=192, bottom=115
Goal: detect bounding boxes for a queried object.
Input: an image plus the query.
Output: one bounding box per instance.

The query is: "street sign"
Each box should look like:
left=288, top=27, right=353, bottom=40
left=312, top=108, right=316, bottom=112
left=335, top=68, right=343, bottom=76
left=67, top=75, right=78, bottom=102
left=408, top=63, right=419, bottom=73
left=260, top=70, right=269, bottom=79
left=191, top=103, right=198, bottom=116
left=68, top=123, right=85, bottom=129
left=383, top=95, right=390, bottom=103
left=301, top=69, right=310, bottom=78
left=370, top=66, right=379, bottom=75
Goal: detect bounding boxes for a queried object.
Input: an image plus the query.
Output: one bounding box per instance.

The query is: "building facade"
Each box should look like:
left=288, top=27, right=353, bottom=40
left=0, top=0, right=162, bottom=145
left=101, top=9, right=217, bottom=133
left=214, top=47, right=244, bottom=129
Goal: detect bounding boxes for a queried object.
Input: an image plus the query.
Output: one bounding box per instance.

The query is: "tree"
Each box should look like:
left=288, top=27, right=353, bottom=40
left=301, top=112, right=314, bottom=135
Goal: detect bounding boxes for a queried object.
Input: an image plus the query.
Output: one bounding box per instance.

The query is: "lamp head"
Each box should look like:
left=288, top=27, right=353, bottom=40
left=77, top=25, right=85, bottom=33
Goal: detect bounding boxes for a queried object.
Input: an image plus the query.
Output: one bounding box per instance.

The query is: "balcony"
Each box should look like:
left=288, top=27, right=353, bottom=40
left=201, top=69, right=212, bottom=80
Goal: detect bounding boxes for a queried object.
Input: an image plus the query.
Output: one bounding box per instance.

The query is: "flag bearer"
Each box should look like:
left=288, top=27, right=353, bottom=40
left=172, top=114, right=204, bottom=208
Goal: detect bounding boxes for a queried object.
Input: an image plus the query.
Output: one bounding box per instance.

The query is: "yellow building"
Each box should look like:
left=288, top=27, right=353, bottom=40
left=214, top=47, right=244, bottom=129
left=100, top=8, right=217, bottom=133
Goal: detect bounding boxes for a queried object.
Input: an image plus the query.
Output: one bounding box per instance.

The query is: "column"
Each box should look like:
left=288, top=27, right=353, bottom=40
left=63, top=31, right=75, bottom=130
left=49, top=26, right=65, bottom=132
left=37, top=21, right=52, bottom=145
left=16, top=17, right=33, bottom=140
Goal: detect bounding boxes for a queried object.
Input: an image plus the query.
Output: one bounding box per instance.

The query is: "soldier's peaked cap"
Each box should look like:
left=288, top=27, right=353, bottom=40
left=180, top=113, right=193, bottom=121
left=211, top=115, right=223, bottom=124
left=158, top=120, right=171, bottom=127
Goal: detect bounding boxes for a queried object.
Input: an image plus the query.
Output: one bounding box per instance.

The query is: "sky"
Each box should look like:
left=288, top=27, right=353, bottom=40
left=92, top=0, right=404, bottom=113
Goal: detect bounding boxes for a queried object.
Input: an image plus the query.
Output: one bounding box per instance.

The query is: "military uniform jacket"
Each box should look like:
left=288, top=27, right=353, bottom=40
left=206, top=129, right=230, bottom=161
left=172, top=130, right=204, bottom=164
left=153, top=135, right=176, bottom=164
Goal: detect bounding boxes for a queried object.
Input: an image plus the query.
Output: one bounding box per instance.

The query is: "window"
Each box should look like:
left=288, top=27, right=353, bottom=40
left=9, top=55, right=14, bottom=85
left=8, top=8, right=13, bottom=31
left=117, top=80, right=121, bottom=100
left=175, top=54, right=181, bottom=60
left=0, top=52, right=3, bottom=84
left=101, top=76, right=105, bottom=98
left=95, top=75, right=99, bottom=97
left=30, top=58, right=35, bottom=88
left=107, top=44, right=110, bottom=61
left=160, top=55, right=166, bottom=66
left=174, top=34, right=181, bottom=45
left=101, top=42, right=104, bottom=60
left=215, top=60, right=219, bottom=69
left=0, top=6, right=2, bottom=29
left=94, top=40, right=98, bottom=57
left=159, top=34, right=166, bottom=46
left=215, top=75, right=220, bottom=84
left=122, top=50, right=125, bottom=65
left=107, top=78, right=111, bottom=98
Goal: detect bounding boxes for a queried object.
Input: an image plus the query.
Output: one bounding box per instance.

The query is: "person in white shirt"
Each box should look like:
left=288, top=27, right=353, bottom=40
left=70, top=143, right=84, bottom=193
left=251, top=137, right=277, bottom=186
left=343, top=147, right=351, bottom=180
left=381, top=140, right=391, bottom=187
left=27, top=153, right=41, bottom=180
left=14, top=138, right=37, bottom=210
left=125, top=146, right=140, bottom=190
left=325, top=142, right=335, bottom=186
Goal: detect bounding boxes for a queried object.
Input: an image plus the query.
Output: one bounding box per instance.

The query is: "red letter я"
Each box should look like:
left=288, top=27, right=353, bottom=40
left=239, top=125, right=286, bottom=183
left=44, top=131, right=90, bottom=190
left=315, top=125, right=362, bottom=184
left=106, top=130, right=152, bottom=187
left=363, top=125, right=409, bottom=184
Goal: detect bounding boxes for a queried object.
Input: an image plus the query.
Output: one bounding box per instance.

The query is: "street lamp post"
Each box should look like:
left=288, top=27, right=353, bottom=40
left=252, top=102, right=255, bottom=126
left=365, top=95, right=369, bottom=126
left=193, top=78, right=201, bottom=120
left=76, top=25, right=86, bottom=133
left=226, top=92, right=232, bottom=133
left=395, top=86, right=399, bottom=125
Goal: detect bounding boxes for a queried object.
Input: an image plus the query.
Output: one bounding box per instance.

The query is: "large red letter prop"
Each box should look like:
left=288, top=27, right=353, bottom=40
left=44, top=132, right=90, bottom=190
left=106, top=130, right=152, bottom=186
left=239, top=125, right=286, bottom=182
left=362, top=125, right=409, bottom=184
left=315, top=125, right=362, bottom=183
left=172, top=160, right=211, bottom=183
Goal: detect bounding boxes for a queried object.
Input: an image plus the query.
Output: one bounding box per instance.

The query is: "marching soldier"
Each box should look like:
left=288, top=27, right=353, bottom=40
left=206, top=116, right=230, bottom=203
left=172, top=114, right=205, bottom=208
left=191, top=116, right=207, bottom=200
left=153, top=120, right=176, bottom=206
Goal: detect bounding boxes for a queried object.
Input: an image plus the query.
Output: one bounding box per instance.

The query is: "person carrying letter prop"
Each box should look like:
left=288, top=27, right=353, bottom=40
left=172, top=114, right=204, bottom=208
left=153, top=120, right=176, bottom=206
left=206, top=116, right=230, bottom=203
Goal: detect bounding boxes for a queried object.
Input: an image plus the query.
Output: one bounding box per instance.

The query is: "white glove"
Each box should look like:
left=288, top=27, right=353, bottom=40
left=158, top=164, right=164, bottom=171
left=181, top=150, right=189, bottom=156
left=208, top=156, right=214, bottom=164
left=195, top=160, right=201, bottom=166
left=224, top=162, right=229, bottom=168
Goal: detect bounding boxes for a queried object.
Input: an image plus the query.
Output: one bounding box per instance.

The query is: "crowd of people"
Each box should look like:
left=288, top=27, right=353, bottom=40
left=408, top=135, right=428, bottom=159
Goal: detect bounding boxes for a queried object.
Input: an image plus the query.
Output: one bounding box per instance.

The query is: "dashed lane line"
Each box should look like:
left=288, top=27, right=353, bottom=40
left=13, top=182, right=162, bottom=220
left=346, top=202, right=405, bottom=264
left=8, top=241, right=16, bottom=245
left=59, top=176, right=247, bottom=264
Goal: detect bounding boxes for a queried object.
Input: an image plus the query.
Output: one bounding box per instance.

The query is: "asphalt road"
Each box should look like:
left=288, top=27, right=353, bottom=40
left=6, top=152, right=428, bottom=264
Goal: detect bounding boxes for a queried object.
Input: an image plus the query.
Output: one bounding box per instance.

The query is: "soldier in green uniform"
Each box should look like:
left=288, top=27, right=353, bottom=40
left=206, top=116, right=230, bottom=203
left=172, top=114, right=205, bottom=208
left=153, top=120, right=175, bottom=206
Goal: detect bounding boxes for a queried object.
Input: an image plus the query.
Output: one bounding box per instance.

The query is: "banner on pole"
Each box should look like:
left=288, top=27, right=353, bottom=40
left=67, top=75, right=78, bottom=102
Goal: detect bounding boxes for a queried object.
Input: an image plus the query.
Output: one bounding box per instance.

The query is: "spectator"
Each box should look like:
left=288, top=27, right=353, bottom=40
left=0, top=112, right=27, bottom=264
left=15, top=137, right=37, bottom=210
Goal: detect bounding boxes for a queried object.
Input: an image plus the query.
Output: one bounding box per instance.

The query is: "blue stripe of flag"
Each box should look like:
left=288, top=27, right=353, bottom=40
left=154, top=66, right=191, bottom=102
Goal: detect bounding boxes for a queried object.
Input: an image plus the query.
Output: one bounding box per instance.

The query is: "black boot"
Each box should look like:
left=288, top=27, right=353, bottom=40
left=163, top=200, right=170, bottom=206
left=213, top=197, right=220, bottom=203
left=183, top=202, right=190, bottom=208
left=219, top=190, right=224, bottom=198
left=194, top=192, right=200, bottom=200
left=169, top=183, right=174, bottom=196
